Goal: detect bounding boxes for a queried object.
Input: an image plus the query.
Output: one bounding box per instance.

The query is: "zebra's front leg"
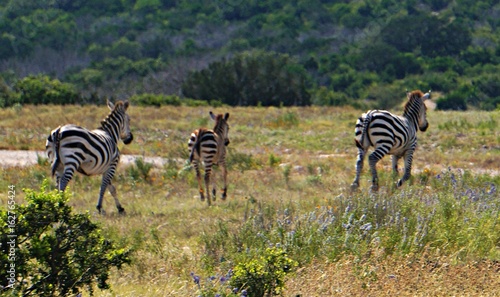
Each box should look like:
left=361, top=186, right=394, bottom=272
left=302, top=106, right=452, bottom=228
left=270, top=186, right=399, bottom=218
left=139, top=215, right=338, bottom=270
left=391, top=155, right=400, bottom=177
left=96, top=166, right=118, bottom=214
left=397, top=150, right=414, bottom=188
left=108, top=182, right=125, bottom=214
left=351, top=148, right=366, bottom=190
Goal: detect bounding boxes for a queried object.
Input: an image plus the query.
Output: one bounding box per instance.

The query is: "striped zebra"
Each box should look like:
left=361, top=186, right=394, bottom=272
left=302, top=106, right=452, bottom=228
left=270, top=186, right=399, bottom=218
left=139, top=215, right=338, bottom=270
left=188, top=111, right=230, bottom=206
left=46, top=100, right=133, bottom=213
left=351, top=90, right=431, bottom=191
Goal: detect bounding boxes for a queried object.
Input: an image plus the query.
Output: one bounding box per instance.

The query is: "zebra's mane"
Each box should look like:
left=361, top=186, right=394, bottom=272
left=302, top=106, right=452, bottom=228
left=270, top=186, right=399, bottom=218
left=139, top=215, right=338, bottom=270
left=403, top=90, right=425, bottom=113
left=100, top=101, right=126, bottom=128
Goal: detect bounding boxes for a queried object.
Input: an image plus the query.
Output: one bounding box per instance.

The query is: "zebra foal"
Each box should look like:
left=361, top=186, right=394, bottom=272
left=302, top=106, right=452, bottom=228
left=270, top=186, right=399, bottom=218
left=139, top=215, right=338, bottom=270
left=46, top=100, right=133, bottom=213
left=188, top=111, right=230, bottom=206
left=351, top=90, right=431, bottom=191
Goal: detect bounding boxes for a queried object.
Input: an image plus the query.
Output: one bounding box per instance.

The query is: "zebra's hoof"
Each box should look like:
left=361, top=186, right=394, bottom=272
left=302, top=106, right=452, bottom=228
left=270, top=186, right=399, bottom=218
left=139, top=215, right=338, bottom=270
left=396, top=179, right=403, bottom=187
left=350, top=183, right=359, bottom=191
left=370, top=185, right=379, bottom=192
left=117, top=206, right=125, bottom=214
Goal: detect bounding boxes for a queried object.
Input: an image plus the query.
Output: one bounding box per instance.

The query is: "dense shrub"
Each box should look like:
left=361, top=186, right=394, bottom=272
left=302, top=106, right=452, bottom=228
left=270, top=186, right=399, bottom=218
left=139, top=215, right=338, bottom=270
left=436, top=91, right=468, bottom=110
left=230, top=247, right=298, bottom=297
left=0, top=182, right=131, bottom=296
left=129, top=93, right=182, bottom=107
left=13, top=75, right=80, bottom=105
left=182, top=51, right=311, bottom=106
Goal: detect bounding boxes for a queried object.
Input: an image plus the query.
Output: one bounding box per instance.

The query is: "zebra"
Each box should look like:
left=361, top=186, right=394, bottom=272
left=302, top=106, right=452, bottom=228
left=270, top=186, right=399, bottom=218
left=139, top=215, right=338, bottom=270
left=188, top=111, right=230, bottom=206
left=46, top=100, right=133, bottom=213
left=351, top=90, right=431, bottom=191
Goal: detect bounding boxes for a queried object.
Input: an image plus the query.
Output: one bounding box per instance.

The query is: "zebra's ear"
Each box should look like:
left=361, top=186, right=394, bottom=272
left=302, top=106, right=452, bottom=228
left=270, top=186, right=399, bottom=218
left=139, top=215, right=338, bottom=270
left=422, top=90, right=432, bottom=100
left=123, top=100, right=130, bottom=110
left=224, top=113, right=230, bottom=121
left=107, top=100, right=115, bottom=110
left=209, top=111, right=216, bottom=120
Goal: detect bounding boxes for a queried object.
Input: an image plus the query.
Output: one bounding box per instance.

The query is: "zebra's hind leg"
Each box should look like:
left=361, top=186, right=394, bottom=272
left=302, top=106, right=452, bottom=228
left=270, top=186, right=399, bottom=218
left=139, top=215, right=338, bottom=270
left=368, top=153, right=382, bottom=192
left=351, top=148, right=366, bottom=190
left=58, top=165, right=76, bottom=192
left=211, top=168, right=217, bottom=201
left=221, top=163, right=228, bottom=200
left=108, top=182, right=125, bottom=214
left=194, top=161, right=205, bottom=201
left=204, top=170, right=212, bottom=206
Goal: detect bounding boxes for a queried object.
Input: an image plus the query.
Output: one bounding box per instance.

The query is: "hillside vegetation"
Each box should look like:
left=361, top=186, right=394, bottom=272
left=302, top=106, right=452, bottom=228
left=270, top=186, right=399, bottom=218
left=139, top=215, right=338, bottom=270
left=1, top=0, right=500, bottom=109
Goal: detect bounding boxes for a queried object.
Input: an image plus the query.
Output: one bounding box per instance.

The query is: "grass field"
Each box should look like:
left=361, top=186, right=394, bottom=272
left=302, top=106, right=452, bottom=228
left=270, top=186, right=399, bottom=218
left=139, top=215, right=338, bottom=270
left=0, top=104, right=499, bottom=296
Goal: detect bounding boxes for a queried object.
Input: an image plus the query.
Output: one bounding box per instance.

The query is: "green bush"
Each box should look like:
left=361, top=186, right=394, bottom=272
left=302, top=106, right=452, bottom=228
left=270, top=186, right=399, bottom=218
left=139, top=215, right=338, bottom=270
left=129, top=93, right=181, bottom=107
left=13, top=75, right=80, bottom=105
left=230, top=247, right=298, bottom=297
left=436, top=91, right=468, bottom=110
left=0, top=181, right=131, bottom=296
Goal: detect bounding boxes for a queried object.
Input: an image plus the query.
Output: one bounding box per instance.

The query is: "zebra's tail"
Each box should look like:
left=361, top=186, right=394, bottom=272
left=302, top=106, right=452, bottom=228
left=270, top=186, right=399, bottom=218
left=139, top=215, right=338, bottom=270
left=355, top=111, right=374, bottom=149
left=49, top=127, right=62, bottom=177
left=189, top=131, right=202, bottom=164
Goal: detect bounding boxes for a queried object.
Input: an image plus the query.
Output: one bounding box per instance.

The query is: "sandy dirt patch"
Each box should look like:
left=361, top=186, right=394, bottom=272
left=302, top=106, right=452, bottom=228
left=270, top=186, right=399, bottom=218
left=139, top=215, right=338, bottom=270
left=0, top=150, right=172, bottom=168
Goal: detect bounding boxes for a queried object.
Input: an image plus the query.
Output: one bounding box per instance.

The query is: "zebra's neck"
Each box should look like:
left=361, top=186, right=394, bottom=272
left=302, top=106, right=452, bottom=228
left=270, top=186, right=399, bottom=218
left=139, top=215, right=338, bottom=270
left=213, top=123, right=226, bottom=142
left=402, top=100, right=421, bottom=131
left=100, top=112, right=122, bottom=142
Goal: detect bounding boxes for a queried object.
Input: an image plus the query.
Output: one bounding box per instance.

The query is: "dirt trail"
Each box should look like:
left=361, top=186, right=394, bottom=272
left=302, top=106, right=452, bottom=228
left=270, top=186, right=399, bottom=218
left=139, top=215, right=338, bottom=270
left=0, top=150, right=498, bottom=177
left=0, top=150, right=172, bottom=168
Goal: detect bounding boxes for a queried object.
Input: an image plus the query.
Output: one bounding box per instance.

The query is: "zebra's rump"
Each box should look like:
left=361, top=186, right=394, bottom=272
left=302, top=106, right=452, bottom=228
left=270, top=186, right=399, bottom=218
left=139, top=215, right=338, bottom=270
left=188, top=128, right=222, bottom=163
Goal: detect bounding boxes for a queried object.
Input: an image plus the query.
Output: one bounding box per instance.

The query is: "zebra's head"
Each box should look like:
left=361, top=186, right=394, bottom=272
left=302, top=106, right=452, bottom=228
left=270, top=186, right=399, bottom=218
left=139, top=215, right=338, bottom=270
left=210, top=111, right=230, bottom=146
left=107, top=100, right=134, bottom=145
left=405, top=90, right=431, bottom=132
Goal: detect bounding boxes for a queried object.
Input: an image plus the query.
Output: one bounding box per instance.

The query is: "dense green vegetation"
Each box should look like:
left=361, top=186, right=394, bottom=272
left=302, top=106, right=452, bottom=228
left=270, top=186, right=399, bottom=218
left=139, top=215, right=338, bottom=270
left=1, top=0, right=500, bottom=109
left=0, top=181, right=130, bottom=296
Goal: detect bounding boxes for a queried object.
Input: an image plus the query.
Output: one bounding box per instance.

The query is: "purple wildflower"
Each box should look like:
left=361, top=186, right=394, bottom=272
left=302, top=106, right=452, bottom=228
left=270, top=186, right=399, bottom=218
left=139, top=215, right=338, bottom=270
left=241, top=289, right=248, bottom=296
left=190, top=272, right=200, bottom=285
left=488, top=183, right=497, bottom=195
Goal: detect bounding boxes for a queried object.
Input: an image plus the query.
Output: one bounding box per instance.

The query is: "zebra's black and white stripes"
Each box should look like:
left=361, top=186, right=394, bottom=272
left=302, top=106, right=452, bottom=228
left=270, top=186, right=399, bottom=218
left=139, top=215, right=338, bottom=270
left=351, top=90, right=431, bottom=191
left=188, top=111, right=230, bottom=206
left=46, top=100, right=133, bottom=213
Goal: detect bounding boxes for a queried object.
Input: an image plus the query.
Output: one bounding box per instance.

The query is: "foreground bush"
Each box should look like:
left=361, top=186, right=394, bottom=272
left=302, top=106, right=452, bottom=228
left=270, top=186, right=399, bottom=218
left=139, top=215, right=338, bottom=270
left=0, top=181, right=131, bottom=296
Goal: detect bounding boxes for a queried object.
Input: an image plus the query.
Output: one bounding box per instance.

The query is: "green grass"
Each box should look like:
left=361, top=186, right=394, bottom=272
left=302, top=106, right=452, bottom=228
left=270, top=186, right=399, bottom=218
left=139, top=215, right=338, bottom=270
left=0, top=105, right=499, bottom=296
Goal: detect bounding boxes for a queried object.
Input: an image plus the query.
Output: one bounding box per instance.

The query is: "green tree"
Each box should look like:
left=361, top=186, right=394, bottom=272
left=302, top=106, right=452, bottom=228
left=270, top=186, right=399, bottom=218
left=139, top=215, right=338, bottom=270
left=0, top=182, right=131, bottom=296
